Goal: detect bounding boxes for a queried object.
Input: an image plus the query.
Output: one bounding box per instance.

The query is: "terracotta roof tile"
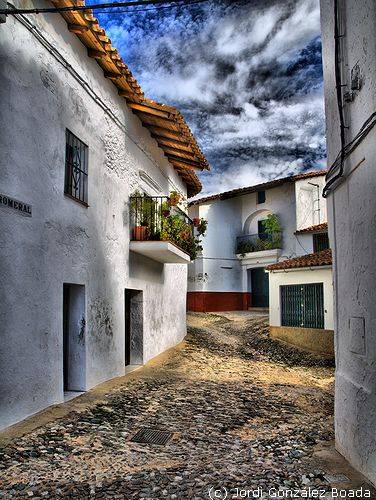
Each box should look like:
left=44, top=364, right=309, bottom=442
left=189, top=170, right=327, bottom=205
left=266, top=249, right=332, bottom=271
left=295, top=222, right=328, bottom=235
left=51, top=0, right=208, bottom=197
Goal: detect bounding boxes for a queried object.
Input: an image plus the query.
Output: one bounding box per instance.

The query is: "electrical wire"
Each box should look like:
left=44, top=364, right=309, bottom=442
left=323, top=0, right=346, bottom=198
left=323, top=110, right=376, bottom=197
left=10, top=11, right=183, bottom=194
left=1, top=0, right=210, bottom=15
left=323, top=0, right=376, bottom=197
left=94, top=0, right=206, bottom=14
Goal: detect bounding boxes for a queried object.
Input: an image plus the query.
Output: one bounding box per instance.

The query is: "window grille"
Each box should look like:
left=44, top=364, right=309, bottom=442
left=313, top=232, right=329, bottom=252
left=65, top=130, right=88, bottom=205
left=281, top=283, right=324, bottom=329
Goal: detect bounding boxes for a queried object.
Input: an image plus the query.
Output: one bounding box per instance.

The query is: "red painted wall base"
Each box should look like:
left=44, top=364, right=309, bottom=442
left=187, top=292, right=251, bottom=312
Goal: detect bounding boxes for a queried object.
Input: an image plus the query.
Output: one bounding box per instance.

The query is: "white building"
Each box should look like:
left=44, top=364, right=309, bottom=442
left=188, top=171, right=329, bottom=313
left=0, top=0, right=209, bottom=429
left=266, top=247, right=334, bottom=356
left=320, top=0, right=376, bottom=485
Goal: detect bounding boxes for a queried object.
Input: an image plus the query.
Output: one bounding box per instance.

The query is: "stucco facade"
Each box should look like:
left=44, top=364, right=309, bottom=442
left=0, top=8, right=197, bottom=429
left=320, top=0, right=376, bottom=485
left=188, top=173, right=328, bottom=311
left=268, top=267, right=333, bottom=330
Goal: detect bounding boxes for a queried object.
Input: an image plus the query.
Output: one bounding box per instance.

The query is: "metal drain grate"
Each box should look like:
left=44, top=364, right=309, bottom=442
left=324, top=474, right=350, bottom=483
left=130, top=427, right=173, bottom=445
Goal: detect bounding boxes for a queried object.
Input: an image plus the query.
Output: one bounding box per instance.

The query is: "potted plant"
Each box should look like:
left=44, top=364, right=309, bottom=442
left=169, top=190, right=181, bottom=206
left=133, top=221, right=148, bottom=241
left=130, top=190, right=152, bottom=241
left=196, top=218, right=208, bottom=236
left=161, top=200, right=171, bottom=218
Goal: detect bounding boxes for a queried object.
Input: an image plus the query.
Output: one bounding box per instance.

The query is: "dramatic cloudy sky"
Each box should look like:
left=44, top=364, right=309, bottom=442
left=92, top=0, right=326, bottom=196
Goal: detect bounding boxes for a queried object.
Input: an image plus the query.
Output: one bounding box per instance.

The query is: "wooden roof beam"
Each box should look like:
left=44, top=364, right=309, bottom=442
left=161, top=146, right=198, bottom=161
left=152, top=136, right=192, bottom=152
left=128, top=102, right=171, bottom=119
left=118, top=89, right=138, bottom=101
left=68, top=24, right=89, bottom=34
left=136, top=113, right=180, bottom=132
left=104, top=71, right=123, bottom=81
left=87, top=48, right=107, bottom=59
left=147, top=126, right=189, bottom=142
left=168, top=156, right=202, bottom=169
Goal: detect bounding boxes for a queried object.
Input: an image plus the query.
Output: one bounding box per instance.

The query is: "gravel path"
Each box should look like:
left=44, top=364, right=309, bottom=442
left=0, top=312, right=336, bottom=498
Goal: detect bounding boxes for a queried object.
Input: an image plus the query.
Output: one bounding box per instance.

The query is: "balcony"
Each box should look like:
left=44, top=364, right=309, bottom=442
left=129, top=195, right=194, bottom=264
left=236, top=232, right=282, bottom=268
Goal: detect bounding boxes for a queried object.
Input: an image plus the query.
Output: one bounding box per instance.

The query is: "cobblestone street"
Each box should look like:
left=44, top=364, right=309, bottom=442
left=0, top=312, right=361, bottom=498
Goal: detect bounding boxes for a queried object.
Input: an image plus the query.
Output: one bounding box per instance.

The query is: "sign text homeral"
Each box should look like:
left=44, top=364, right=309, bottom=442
left=0, top=194, right=32, bottom=217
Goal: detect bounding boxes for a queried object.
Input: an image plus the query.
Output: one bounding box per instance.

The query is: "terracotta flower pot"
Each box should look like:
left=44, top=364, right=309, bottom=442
left=133, top=226, right=148, bottom=241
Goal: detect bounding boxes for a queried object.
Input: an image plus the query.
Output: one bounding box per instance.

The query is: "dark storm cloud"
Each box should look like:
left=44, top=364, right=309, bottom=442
left=92, top=0, right=325, bottom=195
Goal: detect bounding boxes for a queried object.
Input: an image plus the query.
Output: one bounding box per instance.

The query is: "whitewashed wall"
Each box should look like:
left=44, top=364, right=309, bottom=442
left=295, top=176, right=327, bottom=230
left=188, top=182, right=299, bottom=293
left=0, top=8, right=188, bottom=429
left=268, top=268, right=333, bottom=330
left=188, top=198, right=243, bottom=292
left=320, top=0, right=376, bottom=485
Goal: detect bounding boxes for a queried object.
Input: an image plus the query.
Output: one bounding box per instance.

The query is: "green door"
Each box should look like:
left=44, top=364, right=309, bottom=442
left=251, top=268, right=269, bottom=307
left=281, top=283, right=324, bottom=329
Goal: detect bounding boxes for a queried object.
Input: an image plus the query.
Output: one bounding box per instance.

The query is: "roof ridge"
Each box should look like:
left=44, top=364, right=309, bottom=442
left=190, top=169, right=328, bottom=205
left=266, top=248, right=332, bottom=271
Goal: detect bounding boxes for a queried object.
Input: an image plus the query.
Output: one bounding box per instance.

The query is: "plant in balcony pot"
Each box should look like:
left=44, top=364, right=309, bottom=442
left=130, top=190, right=150, bottom=241
left=169, top=190, right=181, bottom=207
left=196, top=218, right=208, bottom=236
left=263, top=214, right=282, bottom=248
left=161, top=200, right=171, bottom=218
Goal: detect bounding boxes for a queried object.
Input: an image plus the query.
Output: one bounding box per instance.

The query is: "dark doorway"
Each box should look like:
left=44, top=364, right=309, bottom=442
left=124, top=289, right=143, bottom=366
left=63, top=284, right=86, bottom=392
left=258, top=220, right=268, bottom=240
left=251, top=268, right=269, bottom=307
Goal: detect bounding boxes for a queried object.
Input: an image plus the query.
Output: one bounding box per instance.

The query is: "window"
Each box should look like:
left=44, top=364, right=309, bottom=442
left=65, top=130, right=88, bottom=205
left=281, top=283, right=324, bottom=329
left=257, top=190, right=266, bottom=204
left=313, top=232, right=329, bottom=252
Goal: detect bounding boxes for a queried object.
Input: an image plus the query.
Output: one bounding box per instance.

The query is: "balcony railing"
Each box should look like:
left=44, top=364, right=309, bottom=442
left=236, top=232, right=282, bottom=255
left=130, top=195, right=194, bottom=256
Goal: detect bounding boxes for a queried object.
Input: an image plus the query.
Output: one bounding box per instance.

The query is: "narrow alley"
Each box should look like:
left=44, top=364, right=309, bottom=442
left=2, top=313, right=370, bottom=498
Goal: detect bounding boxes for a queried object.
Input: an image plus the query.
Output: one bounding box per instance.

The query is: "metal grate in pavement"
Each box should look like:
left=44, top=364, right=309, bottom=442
left=324, top=474, right=350, bottom=483
left=130, top=427, right=174, bottom=445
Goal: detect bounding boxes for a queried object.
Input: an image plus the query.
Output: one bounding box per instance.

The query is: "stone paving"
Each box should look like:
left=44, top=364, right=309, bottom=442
left=0, top=312, right=360, bottom=499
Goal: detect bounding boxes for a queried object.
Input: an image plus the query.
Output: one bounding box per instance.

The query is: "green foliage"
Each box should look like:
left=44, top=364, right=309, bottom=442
left=160, top=215, right=207, bottom=260
left=263, top=213, right=281, bottom=235
left=129, top=191, right=208, bottom=260
left=196, top=218, right=208, bottom=236
left=169, top=190, right=181, bottom=206
left=236, top=214, right=282, bottom=256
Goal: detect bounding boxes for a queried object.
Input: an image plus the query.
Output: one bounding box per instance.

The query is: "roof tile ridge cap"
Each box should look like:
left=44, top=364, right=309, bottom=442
left=292, top=169, right=328, bottom=179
